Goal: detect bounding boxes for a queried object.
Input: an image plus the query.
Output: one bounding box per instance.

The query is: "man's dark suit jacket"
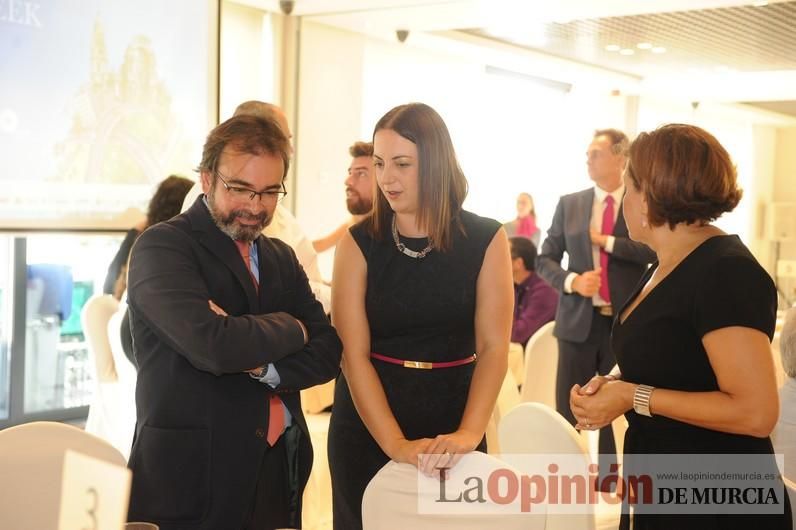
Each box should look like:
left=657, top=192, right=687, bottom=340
left=536, top=187, right=656, bottom=343
left=126, top=197, right=342, bottom=529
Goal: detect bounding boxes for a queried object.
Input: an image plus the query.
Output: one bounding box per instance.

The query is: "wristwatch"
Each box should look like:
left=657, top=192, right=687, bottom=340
left=633, top=384, right=655, bottom=417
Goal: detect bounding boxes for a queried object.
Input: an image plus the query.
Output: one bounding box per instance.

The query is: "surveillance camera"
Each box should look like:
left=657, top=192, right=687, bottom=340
left=396, top=29, right=409, bottom=43
left=279, top=0, right=295, bottom=15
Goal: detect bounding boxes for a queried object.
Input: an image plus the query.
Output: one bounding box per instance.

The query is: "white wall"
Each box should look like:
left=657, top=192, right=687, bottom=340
left=220, top=2, right=283, bottom=120
left=295, top=20, right=633, bottom=277
left=293, top=21, right=368, bottom=278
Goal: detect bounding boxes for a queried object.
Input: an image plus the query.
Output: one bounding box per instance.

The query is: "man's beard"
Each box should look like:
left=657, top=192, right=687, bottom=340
left=207, top=192, right=271, bottom=242
left=346, top=190, right=372, bottom=215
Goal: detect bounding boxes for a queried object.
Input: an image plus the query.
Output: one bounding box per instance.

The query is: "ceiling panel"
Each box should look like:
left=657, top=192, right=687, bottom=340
left=743, top=100, right=796, bottom=117
left=467, top=1, right=796, bottom=77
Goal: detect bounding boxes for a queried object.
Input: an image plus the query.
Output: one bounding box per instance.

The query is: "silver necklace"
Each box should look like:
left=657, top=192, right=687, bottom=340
left=391, top=215, right=433, bottom=259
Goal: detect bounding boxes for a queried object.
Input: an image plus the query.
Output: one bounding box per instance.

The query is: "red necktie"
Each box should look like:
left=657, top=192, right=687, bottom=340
left=234, top=240, right=284, bottom=446
left=599, top=196, right=614, bottom=304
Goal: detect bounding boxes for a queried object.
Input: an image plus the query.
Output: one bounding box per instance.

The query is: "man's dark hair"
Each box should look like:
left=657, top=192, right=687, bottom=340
left=349, top=141, right=373, bottom=158
left=197, top=114, right=290, bottom=183
left=594, top=128, right=629, bottom=155
left=510, top=236, right=537, bottom=271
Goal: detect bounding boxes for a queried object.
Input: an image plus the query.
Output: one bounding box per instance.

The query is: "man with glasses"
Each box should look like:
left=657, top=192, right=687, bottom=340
left=536, top=128, right=655, bottom=487
left=182, top=101, right=331, bottom=312
left=126, top=114, right=342, bottom=530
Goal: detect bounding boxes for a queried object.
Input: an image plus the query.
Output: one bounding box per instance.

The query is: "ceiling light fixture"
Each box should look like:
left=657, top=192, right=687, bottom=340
left=651, top=46, right=667, bottom=54
left=619, top=48, right=635, bottom=56
left=752, top=1, right=769, bottom=6
left=637, top=42, right=653, bottom=50
left=605, top=44, right=621, bottom=52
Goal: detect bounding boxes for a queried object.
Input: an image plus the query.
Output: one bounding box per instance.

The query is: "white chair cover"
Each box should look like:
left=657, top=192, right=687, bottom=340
left=521, top=321, right=558, bottom=409
left=82, top=294, right=124, bottom=449
left=508, top=341, right=525, bottom=386
left=301, top=412, right=333, bottom=529
left=485, top=369, right=520, bottom=454
left=498, top=402, right=600, bottom=530
left=0, top=421, right=126, bottom=530
left=362, top=452, right=545, bottom=529
left=104, top=299, right=138, bottom=460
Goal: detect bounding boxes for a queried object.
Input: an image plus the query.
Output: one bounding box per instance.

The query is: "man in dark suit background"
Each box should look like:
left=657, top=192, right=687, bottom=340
left=536, top=128, right=655, bottom=466
left=126, top=114, right=342, bottom=529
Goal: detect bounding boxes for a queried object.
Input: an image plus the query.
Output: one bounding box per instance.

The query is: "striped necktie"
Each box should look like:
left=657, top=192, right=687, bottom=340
left=234, top=240, right=285, bottom=446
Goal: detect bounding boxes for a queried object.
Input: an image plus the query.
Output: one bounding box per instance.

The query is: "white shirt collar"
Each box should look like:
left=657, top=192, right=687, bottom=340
left=594, top=183, right=624, bottom=205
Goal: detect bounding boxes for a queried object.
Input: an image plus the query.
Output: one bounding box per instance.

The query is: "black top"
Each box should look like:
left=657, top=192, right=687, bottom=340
left=614, top=235, right=777, bottom=452
left=103, top=228, right=141, bottom=294
left=356, top=210, right=501, bottom=365
left=613, top=235, right=790, bottom=530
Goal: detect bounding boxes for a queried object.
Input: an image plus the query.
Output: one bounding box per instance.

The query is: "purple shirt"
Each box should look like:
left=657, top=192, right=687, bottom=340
left=512, top=273, right=558, bottom=346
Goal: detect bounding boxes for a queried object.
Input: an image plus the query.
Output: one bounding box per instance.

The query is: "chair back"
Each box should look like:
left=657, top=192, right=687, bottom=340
left=108, top=301, right=136, bottom=387
left=521, top=321, right=558, bottom=408
left=498, top=402, right=595, bottom=530
left=485, top=369, right=520, bottom=454
left=362, top=452, right=544, bottom=529
left=0, top=421, right=126, bottom=530
left=100, top=300, right=138, bottom=460
left=81, top=294, right=119, bottom=383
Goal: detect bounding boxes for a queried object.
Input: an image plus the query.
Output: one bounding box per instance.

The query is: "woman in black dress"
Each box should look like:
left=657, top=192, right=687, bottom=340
left=328, top=103, right=513, bottom=529
left=570, top=124, right=791, bottom=529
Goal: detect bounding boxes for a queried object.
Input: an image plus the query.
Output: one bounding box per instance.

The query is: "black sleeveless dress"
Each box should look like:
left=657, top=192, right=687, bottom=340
left=612, top=235, right=792, bottom=529
left=328, top=210, right=501, bottom=530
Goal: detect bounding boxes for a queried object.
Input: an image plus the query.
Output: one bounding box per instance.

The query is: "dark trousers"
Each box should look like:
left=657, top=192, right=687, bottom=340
left=556, top=312, right=617, bottom=467
left=244, top=425, right=301, bottom=530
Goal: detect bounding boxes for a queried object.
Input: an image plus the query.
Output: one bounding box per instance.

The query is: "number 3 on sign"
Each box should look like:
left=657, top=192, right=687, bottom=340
left=83, top=487, right=98, bottom=530
left=57, top=450, right=132, bottom=530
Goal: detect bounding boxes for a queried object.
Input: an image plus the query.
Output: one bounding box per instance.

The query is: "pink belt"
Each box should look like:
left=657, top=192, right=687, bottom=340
left=370, top=352, right=477, bottom=370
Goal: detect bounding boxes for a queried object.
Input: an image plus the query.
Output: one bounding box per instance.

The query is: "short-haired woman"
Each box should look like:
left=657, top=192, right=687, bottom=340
left=570, top=124, right=791, bottom=529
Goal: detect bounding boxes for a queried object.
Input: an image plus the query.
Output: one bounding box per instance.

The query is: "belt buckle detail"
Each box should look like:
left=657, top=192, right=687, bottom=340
left=403, top=360, right=433, bottom=369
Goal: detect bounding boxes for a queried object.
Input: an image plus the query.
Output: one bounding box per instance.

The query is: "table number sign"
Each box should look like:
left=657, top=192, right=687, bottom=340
left=57, top=449, right=132, bottom=530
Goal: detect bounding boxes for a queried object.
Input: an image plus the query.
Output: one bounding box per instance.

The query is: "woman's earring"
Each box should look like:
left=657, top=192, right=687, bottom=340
left=641, top=217, right=648, bottom=228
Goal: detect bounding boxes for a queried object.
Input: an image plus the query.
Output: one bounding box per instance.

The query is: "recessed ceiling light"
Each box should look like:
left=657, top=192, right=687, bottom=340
left=715, top=65, right=734, bottom=73
left=651, top=46, right=667, bottom=54
left=752, top=1, right=769, bottom=6
left=605, top=44, right=621, bottom=52
left=637, top=42, right=653, bottom=50
left=619, top=48, right=635, bottom=56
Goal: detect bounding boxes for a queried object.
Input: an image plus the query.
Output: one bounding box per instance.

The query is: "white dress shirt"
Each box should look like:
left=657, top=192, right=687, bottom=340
left=563, top=184, right=624, bottom=306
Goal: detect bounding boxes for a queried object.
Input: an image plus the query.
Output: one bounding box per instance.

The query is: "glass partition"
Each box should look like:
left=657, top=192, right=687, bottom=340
left=0, top=237, right=11, bottom=420
left=22, top=234, right=122, bottom=414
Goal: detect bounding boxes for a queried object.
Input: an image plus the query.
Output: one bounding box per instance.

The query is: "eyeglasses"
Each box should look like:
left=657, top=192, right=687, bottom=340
left=215, top=171, right=287, bottom=203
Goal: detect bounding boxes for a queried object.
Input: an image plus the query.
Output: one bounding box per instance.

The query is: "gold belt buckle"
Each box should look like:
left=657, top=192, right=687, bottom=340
left=598, top=305, right=613, bottom=317
left=403, top=360, right=433, bottom=369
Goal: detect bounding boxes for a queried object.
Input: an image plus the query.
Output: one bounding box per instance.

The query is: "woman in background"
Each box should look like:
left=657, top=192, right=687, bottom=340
left=103, top=174, right=193, bottom=368
left=328, top=103, right=513, bottom=529
left=503, top=191, right=540, bottom=247
left=103, top=174, right=194, bottom=299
